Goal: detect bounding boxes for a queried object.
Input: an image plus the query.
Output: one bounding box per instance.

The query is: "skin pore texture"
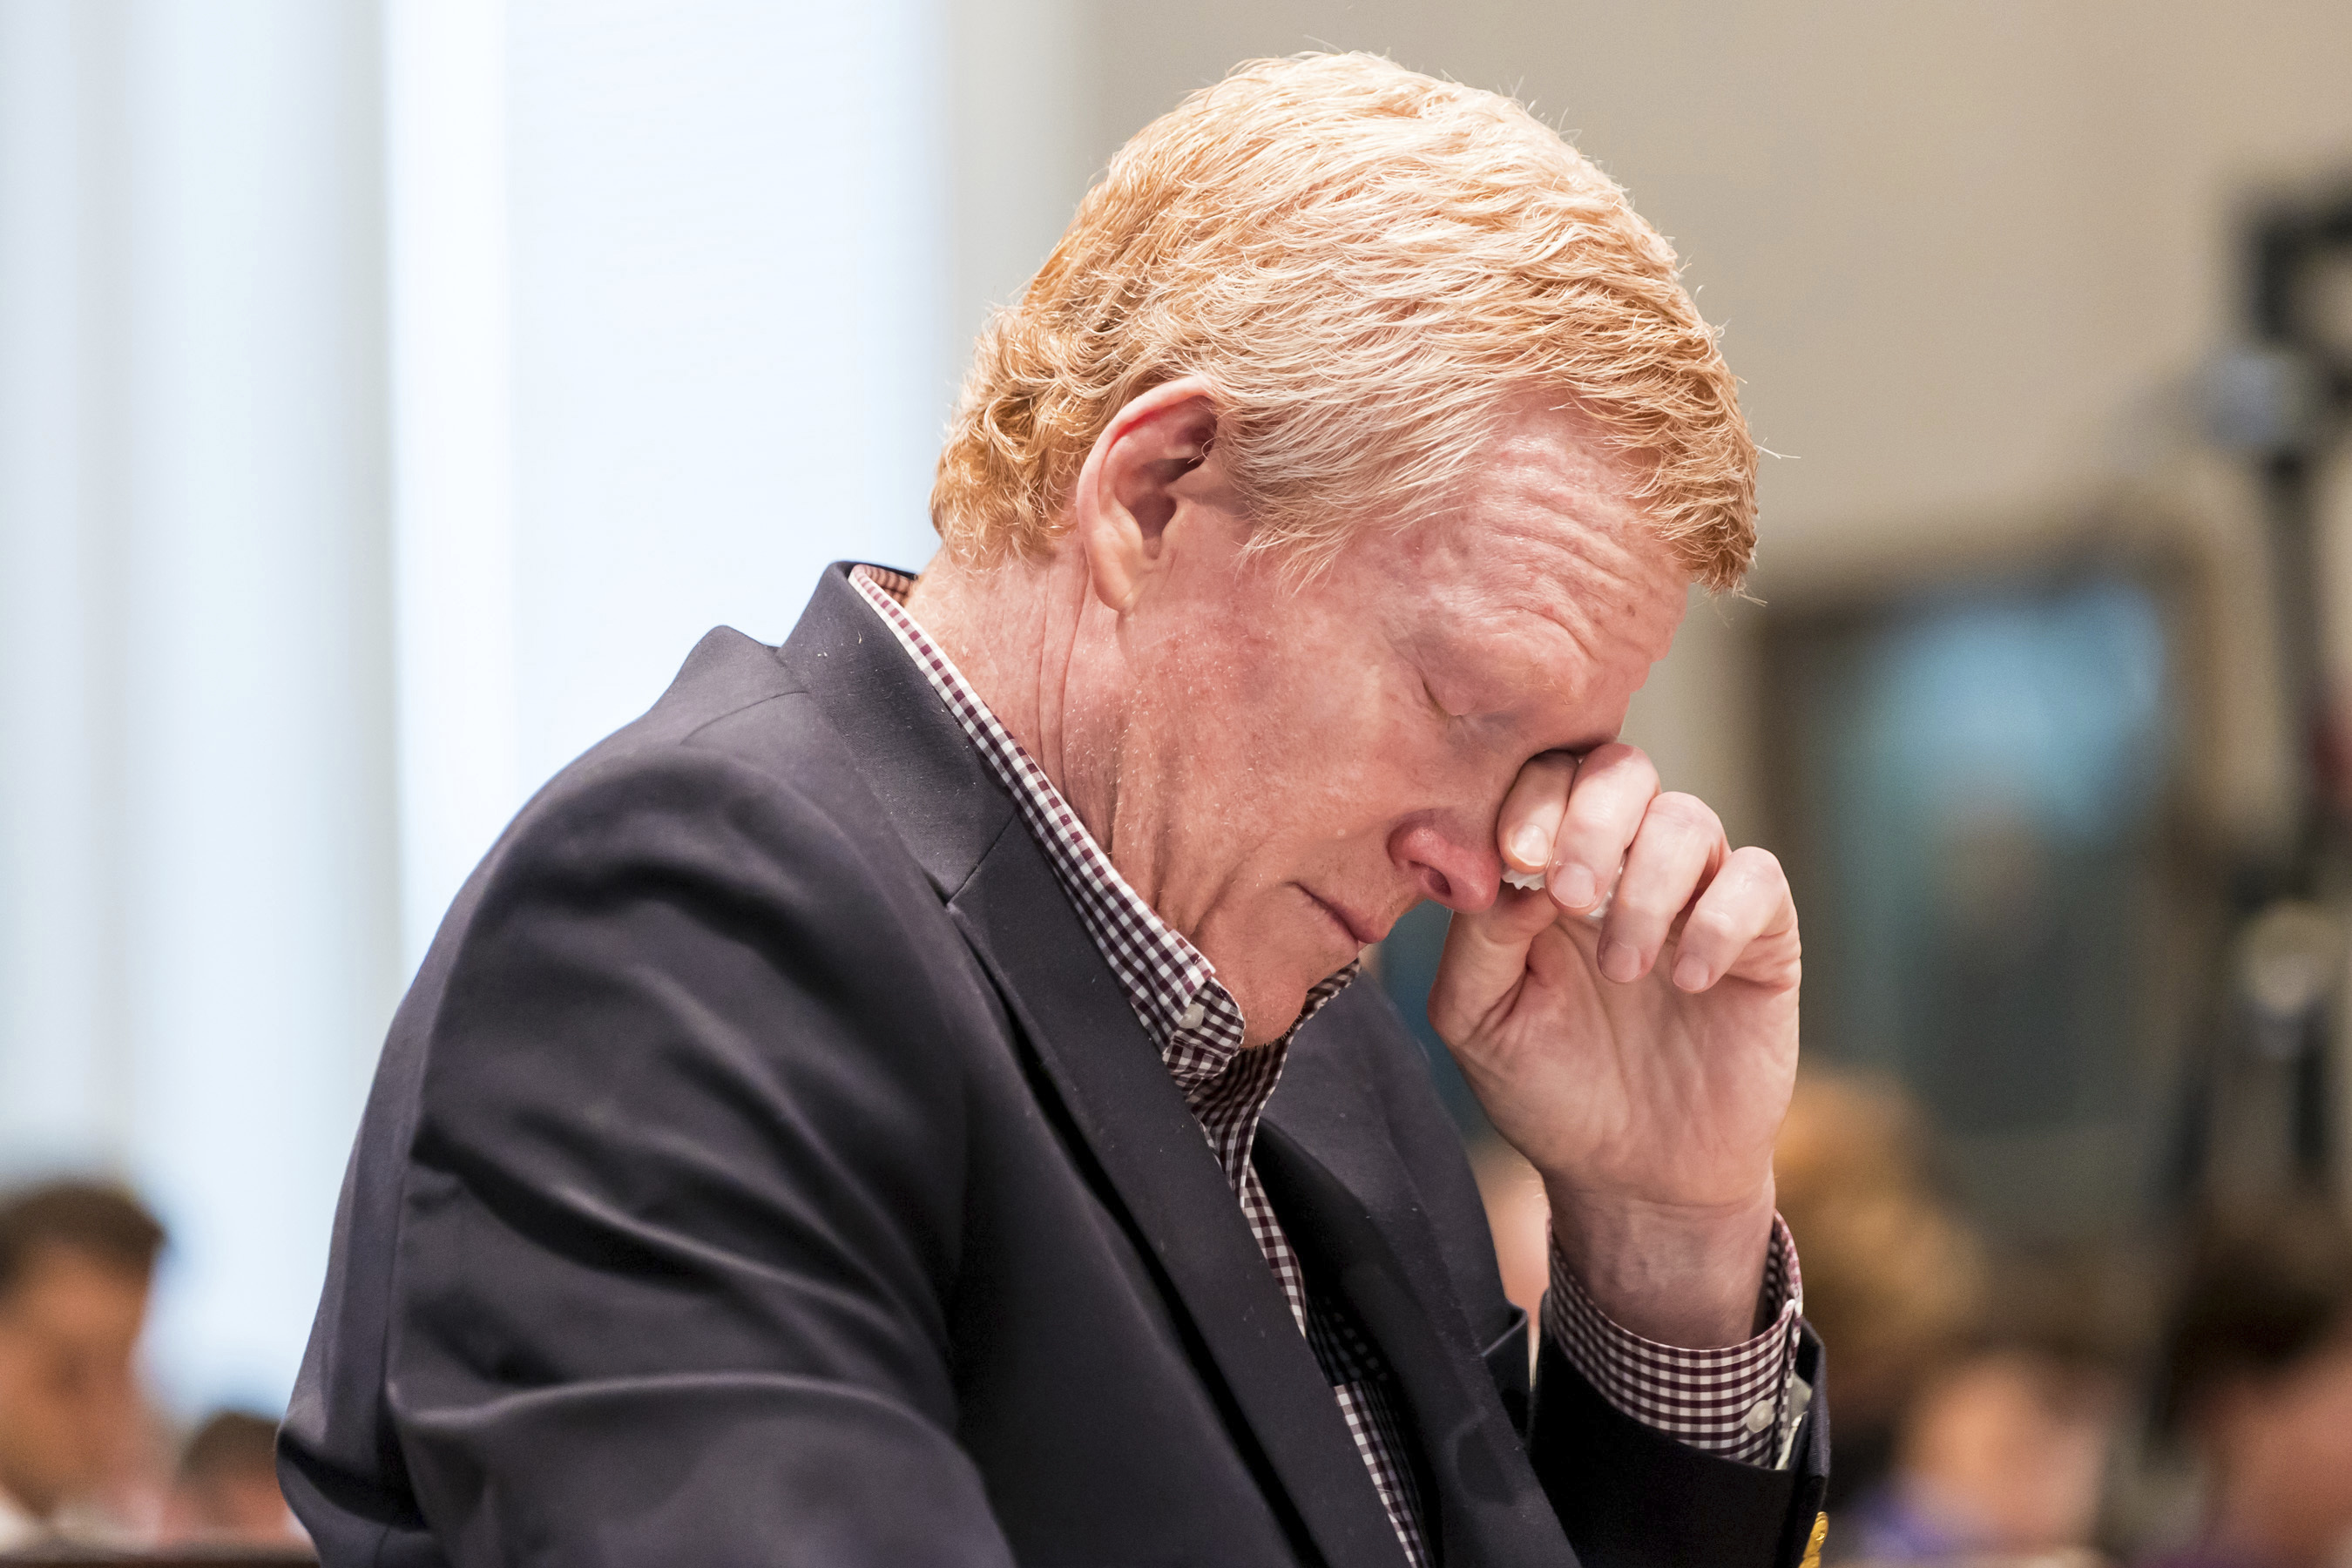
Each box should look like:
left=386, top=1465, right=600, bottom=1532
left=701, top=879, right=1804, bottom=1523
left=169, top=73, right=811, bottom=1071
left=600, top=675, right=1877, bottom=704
left=909, top=377, right=1801, bottom=1348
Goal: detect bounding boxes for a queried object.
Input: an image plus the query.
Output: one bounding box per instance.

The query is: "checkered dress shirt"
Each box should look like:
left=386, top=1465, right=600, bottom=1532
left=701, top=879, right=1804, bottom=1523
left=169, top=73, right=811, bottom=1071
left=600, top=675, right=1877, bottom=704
left=851, top=565, right=1807, bottom=1563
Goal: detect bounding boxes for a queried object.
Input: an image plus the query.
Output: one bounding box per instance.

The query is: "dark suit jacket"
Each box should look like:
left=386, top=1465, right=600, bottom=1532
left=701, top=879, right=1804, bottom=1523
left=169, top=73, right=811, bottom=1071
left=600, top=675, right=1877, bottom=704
left=280, top=563, right=1828, bottom=1568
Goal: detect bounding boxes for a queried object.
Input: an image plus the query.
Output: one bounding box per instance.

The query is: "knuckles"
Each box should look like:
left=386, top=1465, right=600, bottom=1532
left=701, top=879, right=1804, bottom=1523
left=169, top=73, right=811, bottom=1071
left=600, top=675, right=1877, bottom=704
left=1721, top=844, right=1789, bottom=896
left=1643, top=790, right=1721, bottom=841
left=1678, top=905, right=1741, bottom=951
left=1563, top=744, right=1656, bottom=802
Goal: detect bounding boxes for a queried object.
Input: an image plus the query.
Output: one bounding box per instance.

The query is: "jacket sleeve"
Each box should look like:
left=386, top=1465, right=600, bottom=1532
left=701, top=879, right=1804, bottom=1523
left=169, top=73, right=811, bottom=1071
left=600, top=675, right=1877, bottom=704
left=360, top=749, right=1014, bottom=1567
left=1524, top=1317, right=1830, bottom=1568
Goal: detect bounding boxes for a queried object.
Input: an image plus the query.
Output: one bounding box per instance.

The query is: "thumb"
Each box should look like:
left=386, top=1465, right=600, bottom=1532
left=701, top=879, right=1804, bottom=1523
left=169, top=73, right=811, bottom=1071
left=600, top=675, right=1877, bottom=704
left=1428, top=885, right=1558, bottom=1042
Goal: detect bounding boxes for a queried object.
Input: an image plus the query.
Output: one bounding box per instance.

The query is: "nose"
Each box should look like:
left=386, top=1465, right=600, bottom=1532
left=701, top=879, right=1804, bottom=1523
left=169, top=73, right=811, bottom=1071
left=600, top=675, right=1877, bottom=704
left=1389, top=816, right=1501, bottom=914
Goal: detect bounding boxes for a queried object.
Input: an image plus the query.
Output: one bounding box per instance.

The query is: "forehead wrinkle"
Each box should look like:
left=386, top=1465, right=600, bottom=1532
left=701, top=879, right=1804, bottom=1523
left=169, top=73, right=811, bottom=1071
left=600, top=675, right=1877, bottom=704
left=1358, top=396, right=1685, bottom=728
left=1425, top=479, right=1682, bottom=708
left=1511, top=517, right=1679, bottom=679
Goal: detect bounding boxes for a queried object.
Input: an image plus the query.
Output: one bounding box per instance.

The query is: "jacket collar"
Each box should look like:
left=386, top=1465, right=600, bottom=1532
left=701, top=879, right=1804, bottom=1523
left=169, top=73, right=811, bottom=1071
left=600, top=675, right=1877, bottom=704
left=777, top=563, right=1017, bottom=899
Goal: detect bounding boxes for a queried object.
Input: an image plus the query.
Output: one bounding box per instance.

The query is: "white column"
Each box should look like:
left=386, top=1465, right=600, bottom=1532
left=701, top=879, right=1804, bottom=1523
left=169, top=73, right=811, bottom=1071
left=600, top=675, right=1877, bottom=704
left=0, top=0, right=121, bottom=1170
left=110, top=0, right=400, bottom=1416
left=384, top=0, right=522, bottom=970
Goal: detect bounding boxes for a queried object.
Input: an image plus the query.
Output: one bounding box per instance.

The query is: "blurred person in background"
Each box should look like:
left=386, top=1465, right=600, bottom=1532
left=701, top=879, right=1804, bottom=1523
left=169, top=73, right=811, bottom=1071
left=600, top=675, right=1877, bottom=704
left=1838, top=1317, right=2124, bottom=1566
left=0, top=1179, right=168, bottom=1550
left=1775, top=1073, right=1989, bottom=1509
left=2145, top=1203, right=2352, bottom=1568
left=1780, top=1077, right=2127, bottom=1566
left=162, top=1409, right=305, bottom=1548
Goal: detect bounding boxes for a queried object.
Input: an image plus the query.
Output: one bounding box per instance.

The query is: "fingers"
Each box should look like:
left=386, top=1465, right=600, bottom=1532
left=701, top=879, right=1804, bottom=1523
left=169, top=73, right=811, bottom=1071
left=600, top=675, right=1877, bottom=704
left=1663, top=846, right=1794, bottom=992
left=1545, top=743, right=1657, bottom=915
left=1497, top=752, right=1580, bottom=876
left=1596, top=792, right=1725, bottom=983
left=1468, top=741, right=1789, bottom=1008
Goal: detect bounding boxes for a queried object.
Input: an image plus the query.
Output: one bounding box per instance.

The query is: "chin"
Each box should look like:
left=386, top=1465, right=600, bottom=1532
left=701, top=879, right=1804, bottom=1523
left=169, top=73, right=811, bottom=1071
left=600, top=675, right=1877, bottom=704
left=1230, top=953, right=1354, bottom=1044
left=1199, top=905, right=1359, bottom=1040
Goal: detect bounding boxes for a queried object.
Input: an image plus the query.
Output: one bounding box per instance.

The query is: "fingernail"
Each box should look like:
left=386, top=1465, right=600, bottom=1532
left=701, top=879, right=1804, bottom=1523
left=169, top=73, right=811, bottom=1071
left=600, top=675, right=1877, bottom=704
left=1554, top=863, right=1597, bottom=909
left=1599, top=939, right=1641, bottom=983
left=1510, top=825, right=1551, bottom=868
left=1673, top=953, right=1710, bottom=991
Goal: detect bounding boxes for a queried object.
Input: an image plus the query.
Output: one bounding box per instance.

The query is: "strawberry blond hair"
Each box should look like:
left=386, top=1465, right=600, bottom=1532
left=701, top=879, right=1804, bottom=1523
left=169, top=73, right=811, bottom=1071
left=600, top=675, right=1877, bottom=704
left=931, top=53, right=1757, bottom=590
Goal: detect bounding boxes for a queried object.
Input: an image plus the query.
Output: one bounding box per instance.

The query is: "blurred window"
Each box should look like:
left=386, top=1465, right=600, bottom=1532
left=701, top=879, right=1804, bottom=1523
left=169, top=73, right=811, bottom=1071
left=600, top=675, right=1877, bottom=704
left=1762, top=569, right=2178, bottom=1240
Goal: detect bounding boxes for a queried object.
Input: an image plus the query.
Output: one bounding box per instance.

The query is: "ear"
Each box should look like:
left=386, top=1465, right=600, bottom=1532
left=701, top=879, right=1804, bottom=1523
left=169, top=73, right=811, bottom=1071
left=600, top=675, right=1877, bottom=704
left=1067, top=375, right=1224, bottom=616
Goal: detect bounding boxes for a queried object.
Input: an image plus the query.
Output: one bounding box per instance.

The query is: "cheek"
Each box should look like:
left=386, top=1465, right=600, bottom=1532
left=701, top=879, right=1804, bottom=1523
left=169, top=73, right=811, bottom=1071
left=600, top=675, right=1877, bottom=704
left=1276, top=701, right=1457, bottom=846
left=1150, top=593, right=1483, bottom=880
left=1186, top=646, right=1419, bottom=808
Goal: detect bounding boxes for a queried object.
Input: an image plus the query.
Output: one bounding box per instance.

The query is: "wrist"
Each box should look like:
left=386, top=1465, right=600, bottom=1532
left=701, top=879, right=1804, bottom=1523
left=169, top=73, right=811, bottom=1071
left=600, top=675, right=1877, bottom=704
left=1542, top=1176, right=1776, bottom=1348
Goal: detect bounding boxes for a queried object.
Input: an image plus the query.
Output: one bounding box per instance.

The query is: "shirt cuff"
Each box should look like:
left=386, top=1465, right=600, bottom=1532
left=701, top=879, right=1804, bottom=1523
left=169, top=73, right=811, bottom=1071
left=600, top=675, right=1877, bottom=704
left=1541, top=1213, right=1806, bottom=1469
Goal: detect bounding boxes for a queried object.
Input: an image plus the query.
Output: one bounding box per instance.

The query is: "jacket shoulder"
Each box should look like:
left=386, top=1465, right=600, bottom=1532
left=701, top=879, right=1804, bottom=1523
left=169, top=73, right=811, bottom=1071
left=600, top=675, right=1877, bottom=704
left=437, top=626, right=930, bottom=958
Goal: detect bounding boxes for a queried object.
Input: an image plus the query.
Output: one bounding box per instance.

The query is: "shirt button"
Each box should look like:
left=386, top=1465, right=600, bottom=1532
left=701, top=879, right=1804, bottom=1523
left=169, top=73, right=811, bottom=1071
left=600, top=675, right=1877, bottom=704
left=1178, top=999, right=1206, bottom=1031
left=1742, top=1397, right=1775, bottom=1434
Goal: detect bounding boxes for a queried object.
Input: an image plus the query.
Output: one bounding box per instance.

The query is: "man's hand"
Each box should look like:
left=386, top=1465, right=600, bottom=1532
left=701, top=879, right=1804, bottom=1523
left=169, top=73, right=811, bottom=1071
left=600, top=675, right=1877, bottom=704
left=1428, top=743, right=1800, bottom=1348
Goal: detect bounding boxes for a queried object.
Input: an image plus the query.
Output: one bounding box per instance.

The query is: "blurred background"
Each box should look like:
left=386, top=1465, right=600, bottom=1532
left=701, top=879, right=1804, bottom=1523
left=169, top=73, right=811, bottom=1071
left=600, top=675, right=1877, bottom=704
left=3, top=0, right=2351, bottom=1562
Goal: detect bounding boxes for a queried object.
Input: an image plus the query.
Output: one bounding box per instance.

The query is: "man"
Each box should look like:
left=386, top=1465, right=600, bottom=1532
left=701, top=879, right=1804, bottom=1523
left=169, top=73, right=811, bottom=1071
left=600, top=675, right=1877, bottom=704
left=162, top=1409, right=308, bottom=1547
left=2145, top=1204, right=2352, bottom=1568
left=0, top=1179, right=167, bottom=1550
left=1839, top=1326, right=2122, bottom=1562
left=283, top=54, right=1827, bottom=1567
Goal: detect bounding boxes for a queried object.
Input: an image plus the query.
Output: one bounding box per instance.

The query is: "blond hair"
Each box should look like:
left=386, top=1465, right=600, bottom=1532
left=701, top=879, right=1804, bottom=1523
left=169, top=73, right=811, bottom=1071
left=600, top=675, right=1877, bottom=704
left=931, top=54, right=1757, bottom=590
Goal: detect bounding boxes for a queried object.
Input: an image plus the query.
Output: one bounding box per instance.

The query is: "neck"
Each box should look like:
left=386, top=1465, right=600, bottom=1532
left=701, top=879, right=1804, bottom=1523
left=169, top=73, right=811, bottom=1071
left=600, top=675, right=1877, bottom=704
left=905, top=550, right=1125, bottom=853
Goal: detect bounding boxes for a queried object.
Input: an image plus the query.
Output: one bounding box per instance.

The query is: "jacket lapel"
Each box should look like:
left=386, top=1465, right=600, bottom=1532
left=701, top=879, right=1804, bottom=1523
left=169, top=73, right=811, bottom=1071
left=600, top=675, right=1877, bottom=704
left=946, top=776, right=1412, bottom=1568
left=782, top=564, right=1409, bottom=1568
left=1260, top=1037, right=1577, bottom=1567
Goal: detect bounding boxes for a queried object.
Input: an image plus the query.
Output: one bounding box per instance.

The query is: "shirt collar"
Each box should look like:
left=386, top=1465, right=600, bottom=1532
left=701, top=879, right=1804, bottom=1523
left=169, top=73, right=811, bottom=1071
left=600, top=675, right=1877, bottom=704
left=848, top=564, right=1358, bottom=1094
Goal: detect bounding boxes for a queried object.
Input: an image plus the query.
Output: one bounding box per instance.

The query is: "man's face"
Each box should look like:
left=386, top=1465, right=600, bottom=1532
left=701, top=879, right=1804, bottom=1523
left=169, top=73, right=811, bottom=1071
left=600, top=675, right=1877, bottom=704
left=0, top=1247, right=151, bottom=1517
left=2222, top=1324, right=2352, bottom=1563
left=1110, top=402, right=1687, bottom=1041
